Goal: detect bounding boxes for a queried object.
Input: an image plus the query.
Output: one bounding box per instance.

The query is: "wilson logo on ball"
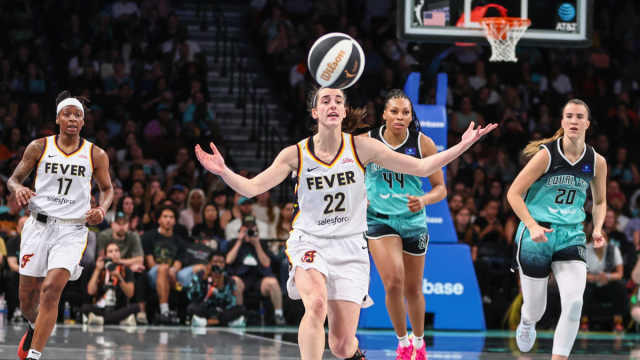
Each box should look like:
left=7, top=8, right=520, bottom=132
left=320, top=50, right=346, bottom=81
left=308, top=32, right=365, bottom=89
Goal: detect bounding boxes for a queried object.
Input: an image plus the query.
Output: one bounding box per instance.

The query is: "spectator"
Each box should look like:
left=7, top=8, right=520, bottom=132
left=191, top=203, right=226, bottom=251
left=177, top=233, right=215, bottom=290
left=168, top=184, right=188, bottom=211
left=225, top=215, right=285, bottom=325
left=252, top=190, right=278, bottom=239
left=83, top=241, right=139, bottom=326
left=582, top=237, right=626, bottom=332
left=225, top=197, right=270, bottom=241
left=142, top=206, right=186, bottom=324
left=179, top=188, right=205, bottom=236
left=454, top=207, right=479, bottom=262
left=186, top=251, right=245, bottom=327
left=96, top=211, right=145, bottom=272
left=0, top=193, right=22, bottom=238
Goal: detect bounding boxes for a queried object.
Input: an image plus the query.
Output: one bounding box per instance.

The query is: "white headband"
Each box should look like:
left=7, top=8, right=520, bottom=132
left=56, top=98, right=84, bottom=117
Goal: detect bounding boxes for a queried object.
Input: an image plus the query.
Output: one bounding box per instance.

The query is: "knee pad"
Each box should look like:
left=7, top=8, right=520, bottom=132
left=567, top=299, right=583, bottom=321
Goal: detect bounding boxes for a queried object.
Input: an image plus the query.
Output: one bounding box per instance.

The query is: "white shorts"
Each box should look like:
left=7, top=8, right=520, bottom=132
left=19, top=215, right=88, bottom=281
left=285, top=229, right=370, bottom=306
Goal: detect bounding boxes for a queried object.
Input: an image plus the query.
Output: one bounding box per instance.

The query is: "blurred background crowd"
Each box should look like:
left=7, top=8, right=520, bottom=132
left=0, top=0, right=639, bottom=330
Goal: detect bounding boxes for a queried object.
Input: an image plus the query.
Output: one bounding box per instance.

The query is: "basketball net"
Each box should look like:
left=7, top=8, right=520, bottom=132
left=480, top=17, right=531, bottom=62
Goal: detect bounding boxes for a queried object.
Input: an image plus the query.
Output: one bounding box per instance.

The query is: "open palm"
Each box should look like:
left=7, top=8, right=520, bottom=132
left=461, top=121, right=498, bottom=147
left=195, top=142, right=226, bottom=175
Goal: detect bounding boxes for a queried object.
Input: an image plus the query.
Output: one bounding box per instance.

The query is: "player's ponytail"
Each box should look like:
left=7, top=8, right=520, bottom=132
left=522, top=128, right=564, bottom=160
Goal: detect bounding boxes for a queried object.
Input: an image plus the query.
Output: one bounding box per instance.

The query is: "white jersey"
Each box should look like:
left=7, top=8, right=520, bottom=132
left=293, top=133, right=367, bottom=237
left=29, top=135, right=94, bottom=219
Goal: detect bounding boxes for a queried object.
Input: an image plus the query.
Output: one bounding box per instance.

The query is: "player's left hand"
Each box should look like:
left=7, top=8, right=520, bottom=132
left=85, top=207, right=105, bottom=225
left=407, top=195, right=425, bottom=212
left=592, top=230, right=606, bottom=248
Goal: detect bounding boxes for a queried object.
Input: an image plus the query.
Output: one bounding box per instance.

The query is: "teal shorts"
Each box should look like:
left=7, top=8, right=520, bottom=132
left=365, top=210, right=429, bottom=255
left=514, top=221, right=586, bottom=278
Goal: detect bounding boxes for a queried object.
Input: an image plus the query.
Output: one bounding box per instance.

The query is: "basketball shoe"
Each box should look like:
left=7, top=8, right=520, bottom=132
left=395, top=340, right=413, bottom=360
left=516, top=321, right=536, bottom=352
left=17, top=323, right=34, bottom=360
left=415, top=339, right=428, bottom=360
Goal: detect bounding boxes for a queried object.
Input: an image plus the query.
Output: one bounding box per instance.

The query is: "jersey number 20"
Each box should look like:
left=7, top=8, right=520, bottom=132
left=555, top=189, right=576, bottom=205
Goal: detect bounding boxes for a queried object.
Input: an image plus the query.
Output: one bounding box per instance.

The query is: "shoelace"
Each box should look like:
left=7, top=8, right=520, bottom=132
left=518, top=324, right=532, bottom=341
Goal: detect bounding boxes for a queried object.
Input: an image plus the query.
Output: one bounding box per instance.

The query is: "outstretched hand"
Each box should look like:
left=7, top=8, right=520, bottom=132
left=195, top=142, right=226, bottom=175
left=460, top=122, right=498, bottom=148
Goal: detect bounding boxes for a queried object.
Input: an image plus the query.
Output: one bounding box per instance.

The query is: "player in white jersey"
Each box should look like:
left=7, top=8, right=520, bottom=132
left=195, top=86, right=497, bottom=360
left=7, top=91, right=113, bottom=360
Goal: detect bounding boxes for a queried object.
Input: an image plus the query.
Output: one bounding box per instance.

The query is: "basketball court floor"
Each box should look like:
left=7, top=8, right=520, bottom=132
left=1, top=324, right=639, bottom=359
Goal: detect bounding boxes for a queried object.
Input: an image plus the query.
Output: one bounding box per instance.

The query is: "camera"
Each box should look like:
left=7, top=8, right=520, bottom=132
left=211, top=265, right=223, bottom=274
left=247, top=228, right=258, bottom=237
left=104, top=257, right=117, bottom=272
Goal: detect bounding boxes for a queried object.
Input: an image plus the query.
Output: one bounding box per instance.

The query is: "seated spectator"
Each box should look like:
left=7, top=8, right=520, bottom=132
left=192, top=203, right=226, bottom=251
left=186, top=251, right=245, bottom=327
left=582, top=237, right=625, bottom=332
left=454, top=207, right=479, bottom=262
left=448, top=193, right=464, bottom=218
left=225, top=197, right=270, bottom=241
left=142, top=206, right=186, bottom=324
left=226, top=216, right=285, bottom=325
left=178, top=233, right=215, bottom=289
left=0, top=193, right=22, bottom=239
left=82, top=241, right=139, bottom=325
left=253, top=190, right=278, bottom=239
left=97, top=211, right=145, bottom=271
left=179, top=188, right=205, bottom=236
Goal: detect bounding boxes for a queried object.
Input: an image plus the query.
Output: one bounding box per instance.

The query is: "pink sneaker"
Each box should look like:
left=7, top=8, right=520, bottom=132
left=415, top=340, right=427, bottom=360
left=395, top=342, right=414, bottom=360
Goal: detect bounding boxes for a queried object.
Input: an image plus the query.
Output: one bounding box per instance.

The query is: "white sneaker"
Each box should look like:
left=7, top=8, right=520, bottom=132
left=191, top=315, right=207, bottom=327
left=516, top=321, right=536, bottom=352
left=136, top=312, right=149, bottom=325
left=120, top=314, right=137, bottom=327
left=88, top=312, right=104, bottom=326
left=228, top=315, right=246, bottom=328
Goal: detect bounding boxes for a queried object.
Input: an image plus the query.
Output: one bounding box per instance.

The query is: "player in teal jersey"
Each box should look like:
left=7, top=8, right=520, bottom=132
left=507, top=99, right=607, bottom=360
left=362, top=90, right=446, bottom=360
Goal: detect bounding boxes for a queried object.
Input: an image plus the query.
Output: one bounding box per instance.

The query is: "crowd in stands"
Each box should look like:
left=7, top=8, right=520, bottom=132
left=0, top=0, right=639, bottom=330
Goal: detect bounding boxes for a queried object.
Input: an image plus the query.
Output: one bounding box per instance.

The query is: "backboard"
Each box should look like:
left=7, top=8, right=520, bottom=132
left=398, top=0, right=593, bottom=47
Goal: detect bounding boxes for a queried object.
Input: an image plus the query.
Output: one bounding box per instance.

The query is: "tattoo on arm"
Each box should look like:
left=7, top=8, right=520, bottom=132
left=7, top=139, right=44, bottom=192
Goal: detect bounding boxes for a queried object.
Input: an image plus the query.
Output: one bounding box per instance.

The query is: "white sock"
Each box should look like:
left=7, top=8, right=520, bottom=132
left=413, top=334, right=424, bottom=349
left=397, top=333, right=410, bottom=347
left=27, top=349, right=42, bottom=359
left=274, top=309, right=283, bottom=317
left=160, top=303, right=169, bottom=315
left=28, top=321, right=35, bottom=329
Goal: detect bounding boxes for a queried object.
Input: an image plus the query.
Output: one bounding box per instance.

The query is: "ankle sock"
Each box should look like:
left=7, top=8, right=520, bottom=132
left=413, top=334, right=424, bottom=349
left=397, top=333, right=410, bottom=347
left=27, top=349, right=42, bottom=359
left=160, top=303, right=169, bottom=315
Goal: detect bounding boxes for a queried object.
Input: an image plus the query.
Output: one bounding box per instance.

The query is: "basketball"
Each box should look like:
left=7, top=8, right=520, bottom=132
left=307, top=32, right=365, bottom=89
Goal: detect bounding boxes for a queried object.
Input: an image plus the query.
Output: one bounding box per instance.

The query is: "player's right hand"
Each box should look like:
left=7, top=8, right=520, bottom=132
left=195, top=142, right=226, bottom=175
left=14, top=186, right=36, bottom=207
left=528, top=223, right=553, bottom=243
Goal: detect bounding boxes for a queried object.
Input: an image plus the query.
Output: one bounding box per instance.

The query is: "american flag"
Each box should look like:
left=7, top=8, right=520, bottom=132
left=423, top=10, right=446, bottom=26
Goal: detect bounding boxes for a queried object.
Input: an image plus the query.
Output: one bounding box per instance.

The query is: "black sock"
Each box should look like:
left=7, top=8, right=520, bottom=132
left=344, top=348, right=365, bottom=360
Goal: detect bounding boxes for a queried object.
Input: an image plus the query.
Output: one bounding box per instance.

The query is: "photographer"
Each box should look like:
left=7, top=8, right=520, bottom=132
left=186, top=251, right=245, bottom=327
left=82, top=241, right=139, bottom=325
left=226, top=215, right=285, bottom=325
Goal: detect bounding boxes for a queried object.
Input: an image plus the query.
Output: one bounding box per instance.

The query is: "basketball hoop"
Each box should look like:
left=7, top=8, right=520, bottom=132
left=480, top=17, right=531, bottom=62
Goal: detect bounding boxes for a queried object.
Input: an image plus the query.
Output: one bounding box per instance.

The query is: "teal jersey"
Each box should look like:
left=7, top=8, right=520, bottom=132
left=366, top=125, right=425, bottom=216
left=525, top=137, right=596, bottom=225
